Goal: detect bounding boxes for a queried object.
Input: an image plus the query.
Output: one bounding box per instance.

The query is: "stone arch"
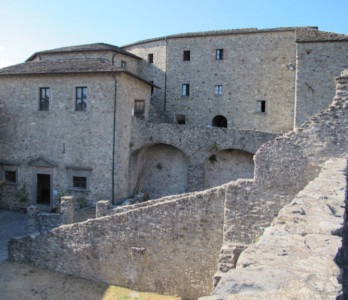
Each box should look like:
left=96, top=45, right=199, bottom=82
left=212, top=115, right=227, bottom=128
left=204, top=149, right=254, bottom=188
left=129, top=143, right=190, bottom=199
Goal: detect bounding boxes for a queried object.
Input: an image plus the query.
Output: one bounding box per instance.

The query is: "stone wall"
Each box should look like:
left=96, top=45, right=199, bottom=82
left=130, top=119, right=278, bottom=195
left=165, top=31, right=296, bottom=132
left=9, top=187, right=225, bottom=300
left=213, top=70, right=348, bottom=289
left=201, top=158, right=346, bottom=299
left=295, top=41, right=348, bottom=127
left=125, top=29, right=297, bottom=132
left=0, top=72, right=151, bottom=209
left=123, top=40, right=167, bottom=112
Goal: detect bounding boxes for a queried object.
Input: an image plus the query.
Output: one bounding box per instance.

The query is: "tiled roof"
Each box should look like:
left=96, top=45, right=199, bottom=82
left=296, top=28, right=348, bottom=42
left=26, top=43, right=141, bottom=61
left=0, top=59, right=155, bottom=87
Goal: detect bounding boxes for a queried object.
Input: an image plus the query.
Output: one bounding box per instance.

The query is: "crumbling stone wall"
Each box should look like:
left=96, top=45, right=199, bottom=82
left=9, top=187, right=225, bottom=299
left=201, top=158, right=346, bottom=299
left=216, top=70, right=348, bottom=283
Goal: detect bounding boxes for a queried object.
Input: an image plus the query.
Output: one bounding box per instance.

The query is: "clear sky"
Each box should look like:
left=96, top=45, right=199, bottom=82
left=0, top=0, right=347, bottom=68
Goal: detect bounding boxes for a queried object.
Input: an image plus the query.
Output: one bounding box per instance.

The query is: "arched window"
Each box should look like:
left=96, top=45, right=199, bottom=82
left=212, top=115, right=227, bottom=128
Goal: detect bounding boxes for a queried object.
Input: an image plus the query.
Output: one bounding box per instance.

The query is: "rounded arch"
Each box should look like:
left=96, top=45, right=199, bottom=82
left=212, top=115, right=227, bottom=128
left=129, top=143, right=189, bottom=200
left=204, top=149, right=254, bottom=188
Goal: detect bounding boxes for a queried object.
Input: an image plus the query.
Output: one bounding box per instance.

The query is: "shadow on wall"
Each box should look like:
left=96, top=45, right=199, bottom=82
left=129, top=143, right=189, bottom=199
left=205, top=149, right=254, bottom=189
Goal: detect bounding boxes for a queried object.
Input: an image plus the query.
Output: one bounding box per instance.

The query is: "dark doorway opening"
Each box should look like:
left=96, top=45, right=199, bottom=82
left=37, top=174, right=51, bottom=205
left=212, top=115, right=227, bottom=128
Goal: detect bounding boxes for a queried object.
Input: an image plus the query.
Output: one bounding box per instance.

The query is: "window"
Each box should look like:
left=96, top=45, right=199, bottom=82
left=66, top=165, right=92, bottom=191
left=175, top=114, right=186, bottom=124
left=73, top=176, right=87, bottom=189
left=215, top=85, right=223, bottom=95
left=39, top=87, right=50, bottom=111
left=212, top=115, right=228, bottom=128
left=216, top=49, right=224, bottom=60
left=148, top=53, right=154, bottom=64
left=150, top=81, right=154, bottom=95
left=182, top=84, right=190, bottom=96
left=183, top=50, right=190, bottom=61
left=257, top=100, right=266, bottom=113
left=76, top=87, right=88, bottom=111
left=5, top=170, right=16, bottom=183
left=134, top=100, right=145, bottom=119
left=121, top=61, right=126, bottom=69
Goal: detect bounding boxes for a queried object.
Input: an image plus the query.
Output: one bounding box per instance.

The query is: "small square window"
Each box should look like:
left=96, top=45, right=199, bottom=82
left=76, top=87, right=88, bottom=111
left=134, top=100, right=145, bottom=119
left=121, top=61, right=126, bottom=69
left=175, top=114, right=186, bottom=124
left=73, top=176, right=87, bottom=189
left=148, top=53, right=154, bottom=64
left=216, top=49, right=224, bottom=60
left=182, top=84, right=190, bottom=96
left=257, top=100, right=266, bottom=113
left=5, top=170, right=16, bottom=183
left=39, top=87, right=50, bottom=111
left=183, top=50, right=190, bottom=61
left=215, top=85, right=223, bottom=95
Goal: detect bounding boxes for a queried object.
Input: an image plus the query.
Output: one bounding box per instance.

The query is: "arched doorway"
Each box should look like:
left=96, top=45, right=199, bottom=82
left=205, top=149, right=254, bottom=188
left=129, top=143, right=189, bottom=199
left=212, top=115, right=227, bottom=128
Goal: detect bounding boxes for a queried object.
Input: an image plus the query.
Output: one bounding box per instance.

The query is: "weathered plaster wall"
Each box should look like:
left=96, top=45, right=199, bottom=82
left=204, top=150, right=254, bottom=189
left=9, top=187, right=225, bottom=300
left=295, top=41, right=348, bottom=127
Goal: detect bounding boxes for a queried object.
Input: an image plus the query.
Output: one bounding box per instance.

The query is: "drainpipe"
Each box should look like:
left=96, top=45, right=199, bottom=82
left=164, top=37, right=168, bottom=112
left=111, top=73, right=117, bottom=205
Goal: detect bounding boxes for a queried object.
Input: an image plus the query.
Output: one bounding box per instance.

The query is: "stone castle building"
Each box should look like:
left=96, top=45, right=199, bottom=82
left=0, top=26, right=347, bottom=211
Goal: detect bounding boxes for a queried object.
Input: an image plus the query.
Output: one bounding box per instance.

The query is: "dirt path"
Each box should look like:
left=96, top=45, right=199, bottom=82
left=0, top=261, right=180, bottom=300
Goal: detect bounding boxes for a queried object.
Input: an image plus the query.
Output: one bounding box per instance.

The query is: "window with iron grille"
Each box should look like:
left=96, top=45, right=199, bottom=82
left=216, top=49, right=224, bottom=60
left=182, top=84, right=190, bottom=96
left=257, top=100, right=266, bottom=113
left=183, top=50, right=190, bottom=61
left=76, top=87, right=88, bottom=111
left=39, top=87, right=50, bottom=111
left=134, top=100, right=145, bottom=119
left=73, top=176, right=87, bottom=189
left=5, top=170, right=16, bottom=183
left=148, top=53, right=154, bottom=63
left=215, top=85, right=223, bottom=95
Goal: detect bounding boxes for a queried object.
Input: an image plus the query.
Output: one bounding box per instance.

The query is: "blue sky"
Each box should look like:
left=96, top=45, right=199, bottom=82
left=0, top=0, right=347, bottom=67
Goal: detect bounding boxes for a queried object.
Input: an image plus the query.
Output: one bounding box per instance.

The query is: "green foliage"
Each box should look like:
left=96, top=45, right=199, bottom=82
left=76, top=197, right=88, bottom=209
left=156, top=163, right=163, bottom=170
left=15, top=184, right=29, bottom=203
